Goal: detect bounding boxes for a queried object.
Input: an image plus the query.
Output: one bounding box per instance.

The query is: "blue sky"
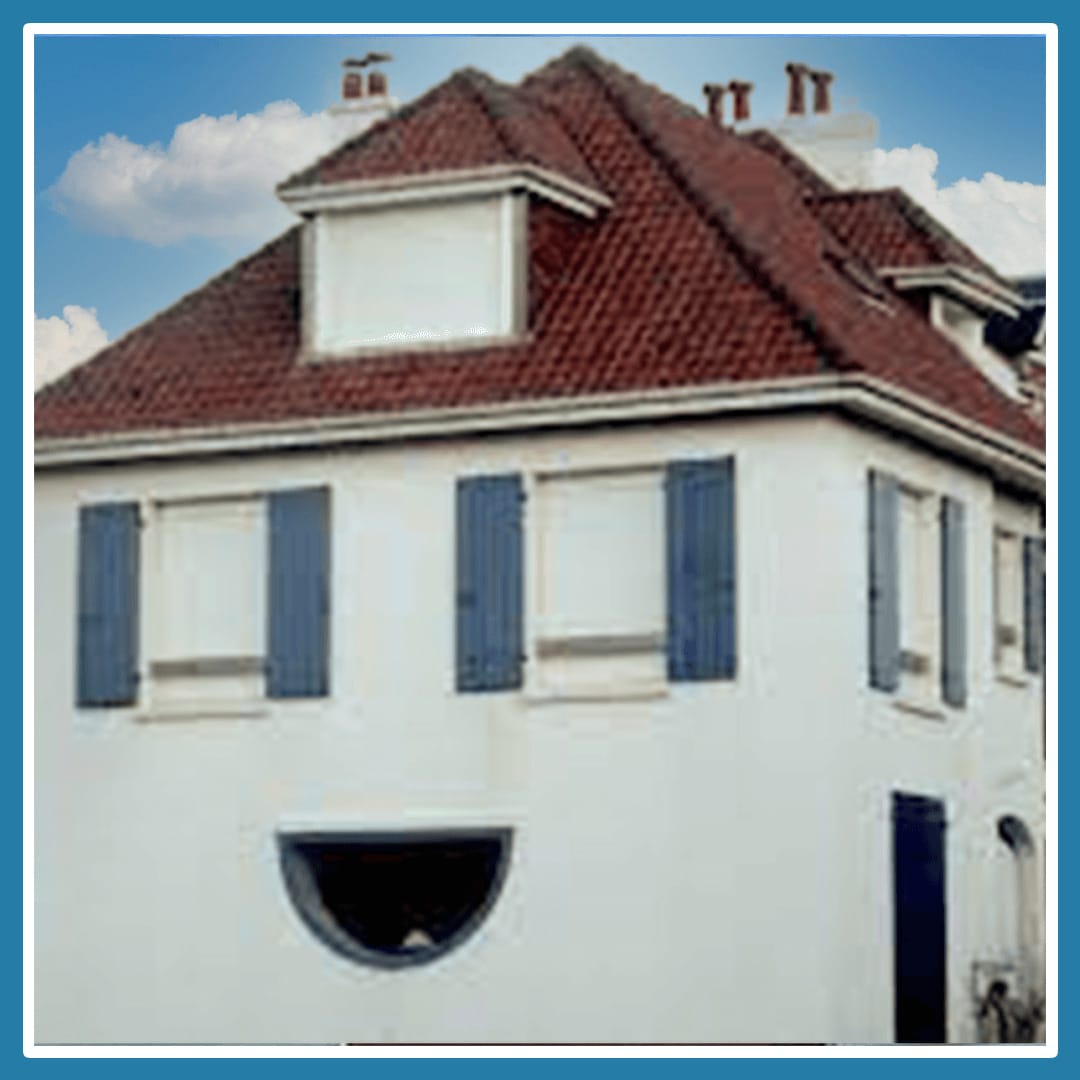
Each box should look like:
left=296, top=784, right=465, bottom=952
left=32, top=31, right=1047, bottom=385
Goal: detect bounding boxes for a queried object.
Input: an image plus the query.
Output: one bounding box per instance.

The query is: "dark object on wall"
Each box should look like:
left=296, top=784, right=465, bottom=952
left=893, top=792, right=947, bottom=1043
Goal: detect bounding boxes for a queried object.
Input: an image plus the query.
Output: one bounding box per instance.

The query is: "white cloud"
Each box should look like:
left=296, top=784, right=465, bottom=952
left=34, top=305, right=109, bottom=390
left=865, top=144, right=1045, bottom=278
left=47, top=101, right=349, bottom=245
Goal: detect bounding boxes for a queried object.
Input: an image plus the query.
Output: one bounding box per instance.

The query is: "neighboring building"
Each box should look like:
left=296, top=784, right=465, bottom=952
left=34, top=47, right=1046, bottom=1045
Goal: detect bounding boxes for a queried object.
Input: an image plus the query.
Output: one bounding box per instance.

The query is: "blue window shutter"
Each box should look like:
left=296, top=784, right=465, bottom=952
left=1023, top=536, right=1045, bottom=674
left=77, top=502, right=140, bottom=707
left=456, top=474, right=524, bottom=692
left=868, top=471, right=901, bottom=692
left=940, top=497, right=966, bottom=707
left=666, top=457, right=736, bottom=682
left=268, top=487, right=330, bottom=698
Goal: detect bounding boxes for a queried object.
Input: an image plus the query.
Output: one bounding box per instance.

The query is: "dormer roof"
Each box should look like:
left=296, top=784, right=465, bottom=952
left=277, top=67, right=602, bottom=197
left=806, top=188, right=1005, bottom=283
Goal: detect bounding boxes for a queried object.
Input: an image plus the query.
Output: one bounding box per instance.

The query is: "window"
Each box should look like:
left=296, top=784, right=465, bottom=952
left=309, top=194, right=525, bottom=355
left=454, top=457, right=736, bottom=697
left=993, top=528, right=1044, bottom=682
left=277, top=829, right=513, bottom=969
left=152, top=497, right=265, bottom=683
left=76, top=487, right=330, bottom=711
left=994, top=529, right=1024, bottom=678
left=897, top=484, right=939, bottom=696
left=535, top=468, right=665, bottom=694
left=868, top=472, right=965, bottom=707
left=540, top=469, right=663, bottom=639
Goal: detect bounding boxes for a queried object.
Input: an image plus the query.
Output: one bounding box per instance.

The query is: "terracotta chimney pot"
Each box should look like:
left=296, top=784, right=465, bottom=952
left=728, top=80, right=753, bottom=122
left=702, top=82, right=727, bottom=127
left=809, top=69, right=834, bottom=115
left=785, top=62, right=809, bottom=116
left=342, top=71, right=364, bottom=100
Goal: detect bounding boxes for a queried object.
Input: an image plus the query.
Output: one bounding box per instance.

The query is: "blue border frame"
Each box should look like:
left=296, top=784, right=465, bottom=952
left=17, top=3, right=1068, bottom=1068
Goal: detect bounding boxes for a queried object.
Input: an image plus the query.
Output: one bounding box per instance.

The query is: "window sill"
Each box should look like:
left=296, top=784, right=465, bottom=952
left=136, top=703, right=269, bottom=723
left=995, top=671, right=1033, bottom=690
left=524, top=681, right=670, bottom=705
left=301, top=331, right=531, bottom=364
left=892, top=697, right=947, bottom=722
left=534, top=631, right=664, bottom=660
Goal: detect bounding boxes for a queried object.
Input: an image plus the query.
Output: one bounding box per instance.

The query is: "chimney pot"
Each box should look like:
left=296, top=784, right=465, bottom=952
left=367, top=70, right=388, bottom=97
left=809, top=69, right=834, bottom=115
left=342, top=71, right=364, bottom=100
left=785, top=62, right=809, bottom=116
left=728, top=80, right=753, bottom=123
left=703, top=82, right=727, bottom=127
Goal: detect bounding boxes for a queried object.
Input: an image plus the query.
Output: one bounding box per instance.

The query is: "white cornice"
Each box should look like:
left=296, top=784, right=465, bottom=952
left=882, top=263, right=1022, bottom=317
left=35, top=373, right=1044, bottom=495
left=277, top=162, right=613, bottom=220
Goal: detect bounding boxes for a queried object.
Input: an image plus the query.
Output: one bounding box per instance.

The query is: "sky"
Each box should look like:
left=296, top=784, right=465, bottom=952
left=32, top=31, right=1048, bottom=389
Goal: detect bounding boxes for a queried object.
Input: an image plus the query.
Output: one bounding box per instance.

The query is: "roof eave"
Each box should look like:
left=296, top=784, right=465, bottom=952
left=882, top=263, right=1023, bottom=317
left=34, top=372, right=1044, bottom=497
left=277, top=162, right=612, bottom=219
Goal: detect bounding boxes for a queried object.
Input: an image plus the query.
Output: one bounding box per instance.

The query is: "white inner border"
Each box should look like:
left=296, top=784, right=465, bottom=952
left=24, top=21, right=1058, bottom=1061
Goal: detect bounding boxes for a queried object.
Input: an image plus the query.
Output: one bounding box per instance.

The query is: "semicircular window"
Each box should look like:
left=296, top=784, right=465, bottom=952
left=277, top=829, right=512, bottom=968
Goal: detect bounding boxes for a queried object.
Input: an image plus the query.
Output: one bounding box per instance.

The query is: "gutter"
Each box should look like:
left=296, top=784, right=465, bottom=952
left=34, top=373, right=1045, bottom=496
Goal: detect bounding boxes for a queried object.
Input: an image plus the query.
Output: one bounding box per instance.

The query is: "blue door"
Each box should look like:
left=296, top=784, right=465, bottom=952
left=893, top=792, right=947, bottom=1043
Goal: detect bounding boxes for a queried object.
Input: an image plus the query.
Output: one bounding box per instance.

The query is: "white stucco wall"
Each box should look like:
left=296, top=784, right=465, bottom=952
left=33, top=411, right=1044, bottom=1044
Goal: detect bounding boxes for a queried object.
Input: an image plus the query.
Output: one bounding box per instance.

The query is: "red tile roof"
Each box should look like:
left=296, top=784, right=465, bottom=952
left=805, top=188, right=1009, bottom=286
left=36, top=47, right=1043, bottom=452
left=738, top=129, right=836, bottom=198
left=278, top=67, right=601, bottom=194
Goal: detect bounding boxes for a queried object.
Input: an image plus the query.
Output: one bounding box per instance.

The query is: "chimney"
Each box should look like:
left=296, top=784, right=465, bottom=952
left=702, top=82, right=727, bottom=127
left=728, top=80, right=753, bottom=123
left=785, top=62, right=809, bottom=116
left=809, top=69, right=834, bottom=115
left=329, top=53, right=398, bottom=138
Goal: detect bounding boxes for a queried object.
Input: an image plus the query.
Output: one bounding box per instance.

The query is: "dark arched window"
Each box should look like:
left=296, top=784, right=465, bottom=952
left=277, top=829, right=513, bottom=969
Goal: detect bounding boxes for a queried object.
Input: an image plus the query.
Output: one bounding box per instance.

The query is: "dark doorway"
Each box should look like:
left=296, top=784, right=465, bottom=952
left=278, top=829, right=513, bottom=969
left=892, top=792, right=947, bottom=1043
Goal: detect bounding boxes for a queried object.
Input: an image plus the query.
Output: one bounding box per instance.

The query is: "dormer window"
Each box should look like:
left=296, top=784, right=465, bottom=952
left=281, top=165, right=611, bottom=359
left=883, top=264, right=1027, bottom=399
left=307, top=193, right=522, bottom=354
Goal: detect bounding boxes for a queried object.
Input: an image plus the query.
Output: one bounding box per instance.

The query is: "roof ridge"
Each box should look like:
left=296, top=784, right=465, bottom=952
left=35, top=226, right=302, bottom=401
left=806, top=190, right=884, bottom=204
left=455, top=67, right=525, bottom=162
left=738, top=129, right=837, bottom=197
left=554, top=46, right=847, bottom=371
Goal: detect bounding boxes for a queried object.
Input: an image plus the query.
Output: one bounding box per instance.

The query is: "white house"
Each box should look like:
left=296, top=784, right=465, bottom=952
left=33, top=48, right=1046, bottom=1046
